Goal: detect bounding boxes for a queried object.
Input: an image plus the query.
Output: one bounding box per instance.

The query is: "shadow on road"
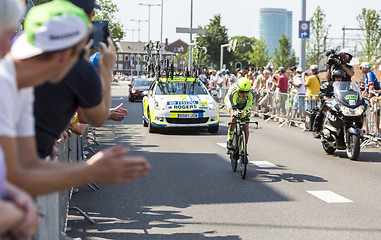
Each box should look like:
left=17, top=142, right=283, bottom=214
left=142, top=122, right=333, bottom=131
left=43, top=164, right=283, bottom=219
left=332, top=150, right=381, bottom=162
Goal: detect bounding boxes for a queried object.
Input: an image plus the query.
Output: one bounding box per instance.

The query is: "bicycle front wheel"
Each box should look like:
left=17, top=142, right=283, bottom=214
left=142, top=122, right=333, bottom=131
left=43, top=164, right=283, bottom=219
left=239, top=131, right=248, bottom=179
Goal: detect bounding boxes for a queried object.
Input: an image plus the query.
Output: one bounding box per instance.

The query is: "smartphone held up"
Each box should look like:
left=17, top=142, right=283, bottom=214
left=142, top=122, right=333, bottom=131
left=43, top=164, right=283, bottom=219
left=92, top=20, right=110, bottom=48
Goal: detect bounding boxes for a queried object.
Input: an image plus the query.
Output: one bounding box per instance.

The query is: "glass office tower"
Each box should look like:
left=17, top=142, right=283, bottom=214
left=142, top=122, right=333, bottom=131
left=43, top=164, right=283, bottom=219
left=259, top=8, right=293, bottom=55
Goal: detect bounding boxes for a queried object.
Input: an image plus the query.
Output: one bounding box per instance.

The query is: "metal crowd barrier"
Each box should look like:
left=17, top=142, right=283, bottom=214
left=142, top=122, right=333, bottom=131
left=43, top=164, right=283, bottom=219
left=361, top=96, right=381, bottom=148
left=34, top=127, right=97, bottom=240
left=255, top=91, right=320, bottom=128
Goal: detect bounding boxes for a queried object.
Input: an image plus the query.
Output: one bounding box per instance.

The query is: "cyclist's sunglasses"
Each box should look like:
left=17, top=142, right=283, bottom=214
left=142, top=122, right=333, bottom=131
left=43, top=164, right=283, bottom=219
left=239, top=90, right=250, bottom=93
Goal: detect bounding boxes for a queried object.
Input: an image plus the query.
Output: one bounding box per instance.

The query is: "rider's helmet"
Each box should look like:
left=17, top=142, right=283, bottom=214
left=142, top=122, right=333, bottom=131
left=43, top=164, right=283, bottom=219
left=236, top=78, right=251, bottom=92
left=339, top=48, right=353, bottom=63
left=332, top=69, right=345, bottom=81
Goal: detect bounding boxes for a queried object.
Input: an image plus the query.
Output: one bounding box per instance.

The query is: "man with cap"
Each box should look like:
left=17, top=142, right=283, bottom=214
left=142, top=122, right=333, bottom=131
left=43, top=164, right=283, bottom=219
left=361, top=62, right=381, bottom=96
left=0, top=0, right=39, bottom=238
left=291, top=67, right=306, bottom=120
left=274, top=66, right=288, bottom=117
left=0, top=0, right=150, bottom=198
left=305, top=65, right=321, bottom=110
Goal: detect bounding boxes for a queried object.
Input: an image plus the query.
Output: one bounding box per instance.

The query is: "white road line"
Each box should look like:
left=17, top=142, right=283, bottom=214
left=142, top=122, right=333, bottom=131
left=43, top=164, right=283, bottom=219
left=112, top=97, right=124, bottom=100
left=307, top=191, right=353, bottom=203
left=250, top=161, right=279, bottom=168
left=217, top=143, right=227, bottom=148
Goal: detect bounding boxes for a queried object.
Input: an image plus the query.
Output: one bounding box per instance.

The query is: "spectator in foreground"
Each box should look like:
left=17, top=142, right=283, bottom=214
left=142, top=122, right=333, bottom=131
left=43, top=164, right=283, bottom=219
left=0, top=1, right=150, bottom=198
left=0, top=0, right=39, bottom=239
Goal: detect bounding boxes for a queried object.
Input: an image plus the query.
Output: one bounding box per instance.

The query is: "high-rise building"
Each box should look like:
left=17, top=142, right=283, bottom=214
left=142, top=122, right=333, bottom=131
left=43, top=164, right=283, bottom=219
left=259, top=8, right=293, bottom=55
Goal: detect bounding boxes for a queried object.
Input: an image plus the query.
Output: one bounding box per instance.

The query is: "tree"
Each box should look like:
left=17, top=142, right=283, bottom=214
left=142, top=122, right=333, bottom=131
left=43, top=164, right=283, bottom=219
left=307, top=6, right=330, bottom=68
left=272, top=34, right=297, bottom=69
left=32, top=0, right=125, bottom=49
left=196, top=15, right=230, bottom=69
left=94, top=0, right=125, bottom=48
left=357, top=8, right=381, bottom=63
left=230, top=36, right=256, bottom=69
left=249, top=37, right=271, bottom=68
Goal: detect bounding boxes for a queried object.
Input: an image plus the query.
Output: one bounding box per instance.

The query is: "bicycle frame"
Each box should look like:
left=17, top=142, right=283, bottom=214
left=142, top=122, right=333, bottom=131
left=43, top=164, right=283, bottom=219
left=228, top=116, right=258, bottom=179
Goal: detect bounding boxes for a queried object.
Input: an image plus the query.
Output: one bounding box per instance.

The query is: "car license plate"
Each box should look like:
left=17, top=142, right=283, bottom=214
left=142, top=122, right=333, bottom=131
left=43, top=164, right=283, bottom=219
left=178, top=113, right=198, bottom=118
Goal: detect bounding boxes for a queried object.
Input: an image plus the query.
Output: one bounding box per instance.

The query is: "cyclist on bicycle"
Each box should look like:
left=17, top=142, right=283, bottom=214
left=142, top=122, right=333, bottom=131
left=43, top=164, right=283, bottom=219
left=225, top=77, right=254, bottom=150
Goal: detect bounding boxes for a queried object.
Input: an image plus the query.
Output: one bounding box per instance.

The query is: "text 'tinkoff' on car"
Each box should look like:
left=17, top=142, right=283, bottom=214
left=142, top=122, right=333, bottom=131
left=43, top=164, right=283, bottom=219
left=142, top=77, right=219, bottom=133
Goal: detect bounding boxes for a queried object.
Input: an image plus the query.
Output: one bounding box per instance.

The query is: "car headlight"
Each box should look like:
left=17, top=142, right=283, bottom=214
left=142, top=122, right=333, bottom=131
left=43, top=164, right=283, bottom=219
left=154, top=102, right=166, bottom=110
left=131, top=89, right=136, bottom=94
left=208, top=101, right=217, bottom=110
left=340, top=105, right=364, bottom=116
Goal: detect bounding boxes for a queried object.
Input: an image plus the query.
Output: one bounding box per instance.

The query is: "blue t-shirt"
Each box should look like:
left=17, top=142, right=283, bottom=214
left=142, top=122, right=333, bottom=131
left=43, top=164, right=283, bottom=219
left=34, top=59, right=102, bottom=158
left=90, top=52, right=99, bottom=68
left=366, top=71, right=381, bottom=92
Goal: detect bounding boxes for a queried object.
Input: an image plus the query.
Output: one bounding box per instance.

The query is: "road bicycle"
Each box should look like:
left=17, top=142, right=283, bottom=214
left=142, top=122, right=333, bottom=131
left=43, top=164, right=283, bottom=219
left=227, top=111, right=258, bottom=179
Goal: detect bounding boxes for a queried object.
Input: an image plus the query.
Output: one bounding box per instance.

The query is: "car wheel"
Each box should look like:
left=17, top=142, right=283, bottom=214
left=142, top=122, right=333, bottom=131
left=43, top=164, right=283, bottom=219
left=147, top=109, right=157, bottom=133
left=143, top=117, right=148, bottom=127
left=208, top=124, right=219, bottom=133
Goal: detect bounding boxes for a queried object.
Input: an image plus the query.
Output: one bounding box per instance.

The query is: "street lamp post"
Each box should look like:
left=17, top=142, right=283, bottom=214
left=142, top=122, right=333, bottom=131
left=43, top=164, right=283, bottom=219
left=138, top=3, right=161, bottom=43
left=189, top=0, right=193, bottom=73
left=125, top=28, right=137, bottom=42
left=131, top=19, right=148, bottom=76
left=300, top=0, right=306, bottom=70
left=160, top=0, right=163, bottom=71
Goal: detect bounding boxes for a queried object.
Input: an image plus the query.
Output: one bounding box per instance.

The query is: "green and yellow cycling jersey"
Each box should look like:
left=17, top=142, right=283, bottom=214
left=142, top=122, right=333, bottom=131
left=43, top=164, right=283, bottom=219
left=224, top=85, right=254, bottom=115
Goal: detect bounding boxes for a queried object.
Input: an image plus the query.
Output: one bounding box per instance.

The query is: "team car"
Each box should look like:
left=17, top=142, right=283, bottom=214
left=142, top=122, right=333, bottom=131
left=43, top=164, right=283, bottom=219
left=142, top=77, right=219, bottom=133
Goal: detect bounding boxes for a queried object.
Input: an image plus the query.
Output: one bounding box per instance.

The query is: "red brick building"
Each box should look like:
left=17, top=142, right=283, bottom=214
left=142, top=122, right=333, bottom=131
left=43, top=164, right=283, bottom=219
left=115, top=41, right=176, bottom=76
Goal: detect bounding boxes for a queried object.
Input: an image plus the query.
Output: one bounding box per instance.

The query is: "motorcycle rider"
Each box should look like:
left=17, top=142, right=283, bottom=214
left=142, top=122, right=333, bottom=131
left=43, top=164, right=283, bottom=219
left=225, top=78, right=254, bottom=150
left=313, top=69, right=346, bottom=134
left=313, top=48, right=355, bottom=134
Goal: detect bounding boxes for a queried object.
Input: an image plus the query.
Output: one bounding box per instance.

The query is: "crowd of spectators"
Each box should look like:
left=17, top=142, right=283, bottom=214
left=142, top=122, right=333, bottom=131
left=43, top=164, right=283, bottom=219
left=0, top=0, right=151, bottom=238
left=200, top=60, right=380, bottom=130
left=199, top=64, right=323, bottom=122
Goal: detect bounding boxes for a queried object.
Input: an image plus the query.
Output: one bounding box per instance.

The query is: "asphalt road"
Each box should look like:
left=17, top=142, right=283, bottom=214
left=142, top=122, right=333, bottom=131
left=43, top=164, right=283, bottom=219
left=68, top=83, right=381, bottom=240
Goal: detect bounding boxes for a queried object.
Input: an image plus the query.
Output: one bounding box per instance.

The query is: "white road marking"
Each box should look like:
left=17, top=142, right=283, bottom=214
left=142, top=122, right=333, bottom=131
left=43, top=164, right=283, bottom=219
left=217, top=143, right=227, bottom=148
left=112, top=97, right=124, bottom=100
left=307, top=191, right=353, bottom=203
left=250, top=161, right=279, bottom=168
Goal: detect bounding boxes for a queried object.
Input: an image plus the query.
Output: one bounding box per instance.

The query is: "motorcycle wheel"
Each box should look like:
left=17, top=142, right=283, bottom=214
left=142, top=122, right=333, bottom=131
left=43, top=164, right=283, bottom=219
left=346, top=134, right=361, bottom=160
left=322, top=141, right=335, bottom=154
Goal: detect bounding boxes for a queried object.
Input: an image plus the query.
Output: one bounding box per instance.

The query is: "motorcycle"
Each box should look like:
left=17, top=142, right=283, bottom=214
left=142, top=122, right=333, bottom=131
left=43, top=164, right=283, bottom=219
left=320, top=81, right=369, bottom=160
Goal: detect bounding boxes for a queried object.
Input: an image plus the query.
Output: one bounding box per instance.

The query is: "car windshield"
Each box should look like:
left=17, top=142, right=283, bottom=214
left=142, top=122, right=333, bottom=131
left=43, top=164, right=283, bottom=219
left=155, top=81, right=209, bottom=95
left=134, top=79, right=154, bottom=86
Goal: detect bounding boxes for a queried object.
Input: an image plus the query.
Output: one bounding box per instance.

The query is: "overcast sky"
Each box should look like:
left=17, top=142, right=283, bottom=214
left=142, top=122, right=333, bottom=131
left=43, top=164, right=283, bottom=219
left=111, top=0, right=381, bottom=58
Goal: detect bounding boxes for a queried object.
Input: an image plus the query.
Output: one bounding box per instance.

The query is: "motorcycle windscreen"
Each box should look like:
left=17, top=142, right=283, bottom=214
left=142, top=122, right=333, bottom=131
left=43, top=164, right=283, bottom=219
left=333, top=82, right=362, bottom=107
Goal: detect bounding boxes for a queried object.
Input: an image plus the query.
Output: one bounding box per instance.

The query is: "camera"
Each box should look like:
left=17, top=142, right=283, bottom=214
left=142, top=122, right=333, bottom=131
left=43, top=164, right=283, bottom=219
left=325, top=49, right=344, bottom=68
left=92, top=20, right=110, bottom=48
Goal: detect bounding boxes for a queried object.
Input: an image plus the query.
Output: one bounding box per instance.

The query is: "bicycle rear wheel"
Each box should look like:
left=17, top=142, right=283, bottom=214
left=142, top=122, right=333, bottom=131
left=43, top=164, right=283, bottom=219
left=239, top=131, right=248, bottom=179
left=230, top=132, right=238, bottom=172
